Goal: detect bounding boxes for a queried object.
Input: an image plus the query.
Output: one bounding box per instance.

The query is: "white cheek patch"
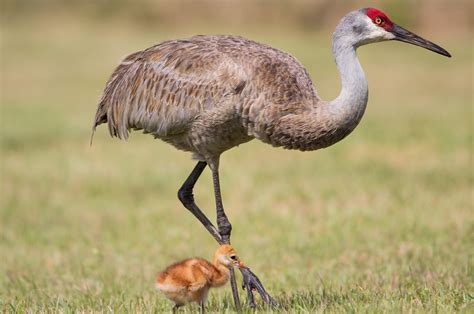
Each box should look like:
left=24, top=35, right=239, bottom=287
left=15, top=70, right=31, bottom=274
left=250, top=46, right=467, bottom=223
left=219, top=255, right=229, bottom=265
left=382, top=30, right=396, bottom=40
left=369, top=28, right=395, bottom=40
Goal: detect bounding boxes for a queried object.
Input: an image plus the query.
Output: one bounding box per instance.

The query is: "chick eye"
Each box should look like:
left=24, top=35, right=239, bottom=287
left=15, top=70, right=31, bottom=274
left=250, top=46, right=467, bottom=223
left=230, top=255, right=237, bottom=260
left=375, top=17, right=384, bottom=25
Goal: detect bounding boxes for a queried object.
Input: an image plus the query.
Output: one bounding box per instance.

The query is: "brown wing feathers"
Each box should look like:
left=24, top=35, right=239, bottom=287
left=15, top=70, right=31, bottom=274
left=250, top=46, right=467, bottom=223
left=92, top=39, right=231, bottom=141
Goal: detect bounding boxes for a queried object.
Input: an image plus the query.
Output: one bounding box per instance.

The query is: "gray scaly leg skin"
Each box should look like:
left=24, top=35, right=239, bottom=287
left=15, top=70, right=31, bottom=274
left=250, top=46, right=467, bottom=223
left=177, top=161, right=222, bottom=243
left=209, top=160, right=241, bottom=311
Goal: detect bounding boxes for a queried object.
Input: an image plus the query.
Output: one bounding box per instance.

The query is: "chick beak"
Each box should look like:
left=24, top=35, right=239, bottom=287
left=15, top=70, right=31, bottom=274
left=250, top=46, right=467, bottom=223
left=390, top=24, right=451, bottom=57
left=233, top=258, right=245, bottom=268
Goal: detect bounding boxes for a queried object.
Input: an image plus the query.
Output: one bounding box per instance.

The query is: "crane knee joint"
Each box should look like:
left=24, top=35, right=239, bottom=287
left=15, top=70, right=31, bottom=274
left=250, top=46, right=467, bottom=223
left=177, top=188, right=194, bottom=205
left=218, top=222, right=232, bottom=238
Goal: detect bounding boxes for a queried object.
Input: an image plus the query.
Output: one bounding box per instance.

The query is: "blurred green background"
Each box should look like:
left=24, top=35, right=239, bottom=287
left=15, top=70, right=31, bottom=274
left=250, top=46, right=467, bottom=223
left=1, top=0, right=472, bottom=312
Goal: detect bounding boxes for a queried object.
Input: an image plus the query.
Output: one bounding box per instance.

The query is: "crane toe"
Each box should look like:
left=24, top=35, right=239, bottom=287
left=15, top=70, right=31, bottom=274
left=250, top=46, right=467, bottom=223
left=239, top=267, right=277, bottom=308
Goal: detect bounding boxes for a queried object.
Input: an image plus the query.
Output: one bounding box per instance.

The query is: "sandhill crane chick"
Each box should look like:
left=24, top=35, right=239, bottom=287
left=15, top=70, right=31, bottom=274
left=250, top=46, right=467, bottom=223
left=156, top=245, right=244, bottom=312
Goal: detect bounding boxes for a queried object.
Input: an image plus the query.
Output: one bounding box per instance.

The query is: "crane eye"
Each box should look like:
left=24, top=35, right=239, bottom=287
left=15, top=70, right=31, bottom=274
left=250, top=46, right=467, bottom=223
left=375, top=17, right=384, bottom=25
left=230, top=255, right=237, bottom=260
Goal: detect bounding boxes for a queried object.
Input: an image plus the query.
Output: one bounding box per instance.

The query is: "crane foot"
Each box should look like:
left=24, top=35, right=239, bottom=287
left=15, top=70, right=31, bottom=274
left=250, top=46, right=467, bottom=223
left=239, top=266, right=277, bottom=308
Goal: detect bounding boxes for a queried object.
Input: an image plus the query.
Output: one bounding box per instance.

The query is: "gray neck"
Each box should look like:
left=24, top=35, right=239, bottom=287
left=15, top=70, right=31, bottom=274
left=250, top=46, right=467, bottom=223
left=328, top=33, right=368, bottom=127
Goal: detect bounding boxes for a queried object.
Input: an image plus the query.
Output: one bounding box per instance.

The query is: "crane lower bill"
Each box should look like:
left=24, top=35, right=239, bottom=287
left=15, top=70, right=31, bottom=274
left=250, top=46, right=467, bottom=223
left=390, top=24, right=451, bottom=57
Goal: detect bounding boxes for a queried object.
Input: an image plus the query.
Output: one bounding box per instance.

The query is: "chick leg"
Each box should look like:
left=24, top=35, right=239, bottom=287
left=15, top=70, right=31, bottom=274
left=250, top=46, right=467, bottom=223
left=172, top=304, right=182, bottom=313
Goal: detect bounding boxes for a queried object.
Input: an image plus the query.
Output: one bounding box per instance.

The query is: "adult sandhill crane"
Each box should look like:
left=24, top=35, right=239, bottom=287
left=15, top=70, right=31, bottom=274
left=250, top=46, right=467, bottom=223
left=92, top=8, right=450, bottom=309
left=156, top=245, right=244, bottom=312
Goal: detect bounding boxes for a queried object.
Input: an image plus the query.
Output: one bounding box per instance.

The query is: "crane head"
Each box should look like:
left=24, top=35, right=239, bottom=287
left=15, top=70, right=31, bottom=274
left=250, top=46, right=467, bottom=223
left=337, top=8, right=451, bottom=57
left=365, top=8, right=450, bottom=57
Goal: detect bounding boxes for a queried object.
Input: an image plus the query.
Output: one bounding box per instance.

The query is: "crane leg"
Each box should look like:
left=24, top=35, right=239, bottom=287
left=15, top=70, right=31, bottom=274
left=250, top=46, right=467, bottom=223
left=178, top=161, right=275, bottom=309
left=209, top=161, right=276, bottom=309
left=208, top=162, right=242, bottom=310
left=177, top=161, right=241, bottom=310
left=177, top=161, right=222, bottom=243
left=209, top=163, right=232, bottom=244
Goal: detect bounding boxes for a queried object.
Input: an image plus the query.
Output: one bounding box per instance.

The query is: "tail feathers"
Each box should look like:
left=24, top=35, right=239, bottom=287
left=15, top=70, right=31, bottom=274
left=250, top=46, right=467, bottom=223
left=90, top=97, right=109, bottom=145
left=90, top=68, right=133, bottom=144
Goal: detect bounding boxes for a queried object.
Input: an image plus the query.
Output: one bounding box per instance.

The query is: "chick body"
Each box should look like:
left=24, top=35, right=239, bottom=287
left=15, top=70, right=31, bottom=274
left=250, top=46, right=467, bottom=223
left=156, top=245, right=242, bottom=311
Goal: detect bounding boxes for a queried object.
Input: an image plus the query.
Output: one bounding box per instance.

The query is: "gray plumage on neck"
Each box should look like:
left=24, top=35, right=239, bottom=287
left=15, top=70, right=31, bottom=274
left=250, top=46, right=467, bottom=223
left=329, top=10, right=369, bottom=134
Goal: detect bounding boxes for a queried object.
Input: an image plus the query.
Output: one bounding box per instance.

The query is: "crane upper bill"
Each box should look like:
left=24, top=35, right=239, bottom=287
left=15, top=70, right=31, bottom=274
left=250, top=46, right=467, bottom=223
left=390, top=24, right=451, bottom=58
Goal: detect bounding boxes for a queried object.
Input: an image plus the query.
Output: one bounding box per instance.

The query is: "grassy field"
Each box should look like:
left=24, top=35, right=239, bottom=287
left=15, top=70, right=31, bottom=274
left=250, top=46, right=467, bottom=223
left=1, top=11, right=473, bottom=313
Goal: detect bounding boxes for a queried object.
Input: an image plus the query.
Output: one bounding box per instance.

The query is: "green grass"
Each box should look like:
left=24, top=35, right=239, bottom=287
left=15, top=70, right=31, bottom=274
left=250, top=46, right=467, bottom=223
left=1, top=14, right=473, bottom=313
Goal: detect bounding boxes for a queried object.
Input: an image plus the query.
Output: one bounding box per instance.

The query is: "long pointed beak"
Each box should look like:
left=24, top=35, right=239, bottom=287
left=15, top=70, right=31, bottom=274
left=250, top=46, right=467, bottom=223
left=390, top=24, right=451, bottom=57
